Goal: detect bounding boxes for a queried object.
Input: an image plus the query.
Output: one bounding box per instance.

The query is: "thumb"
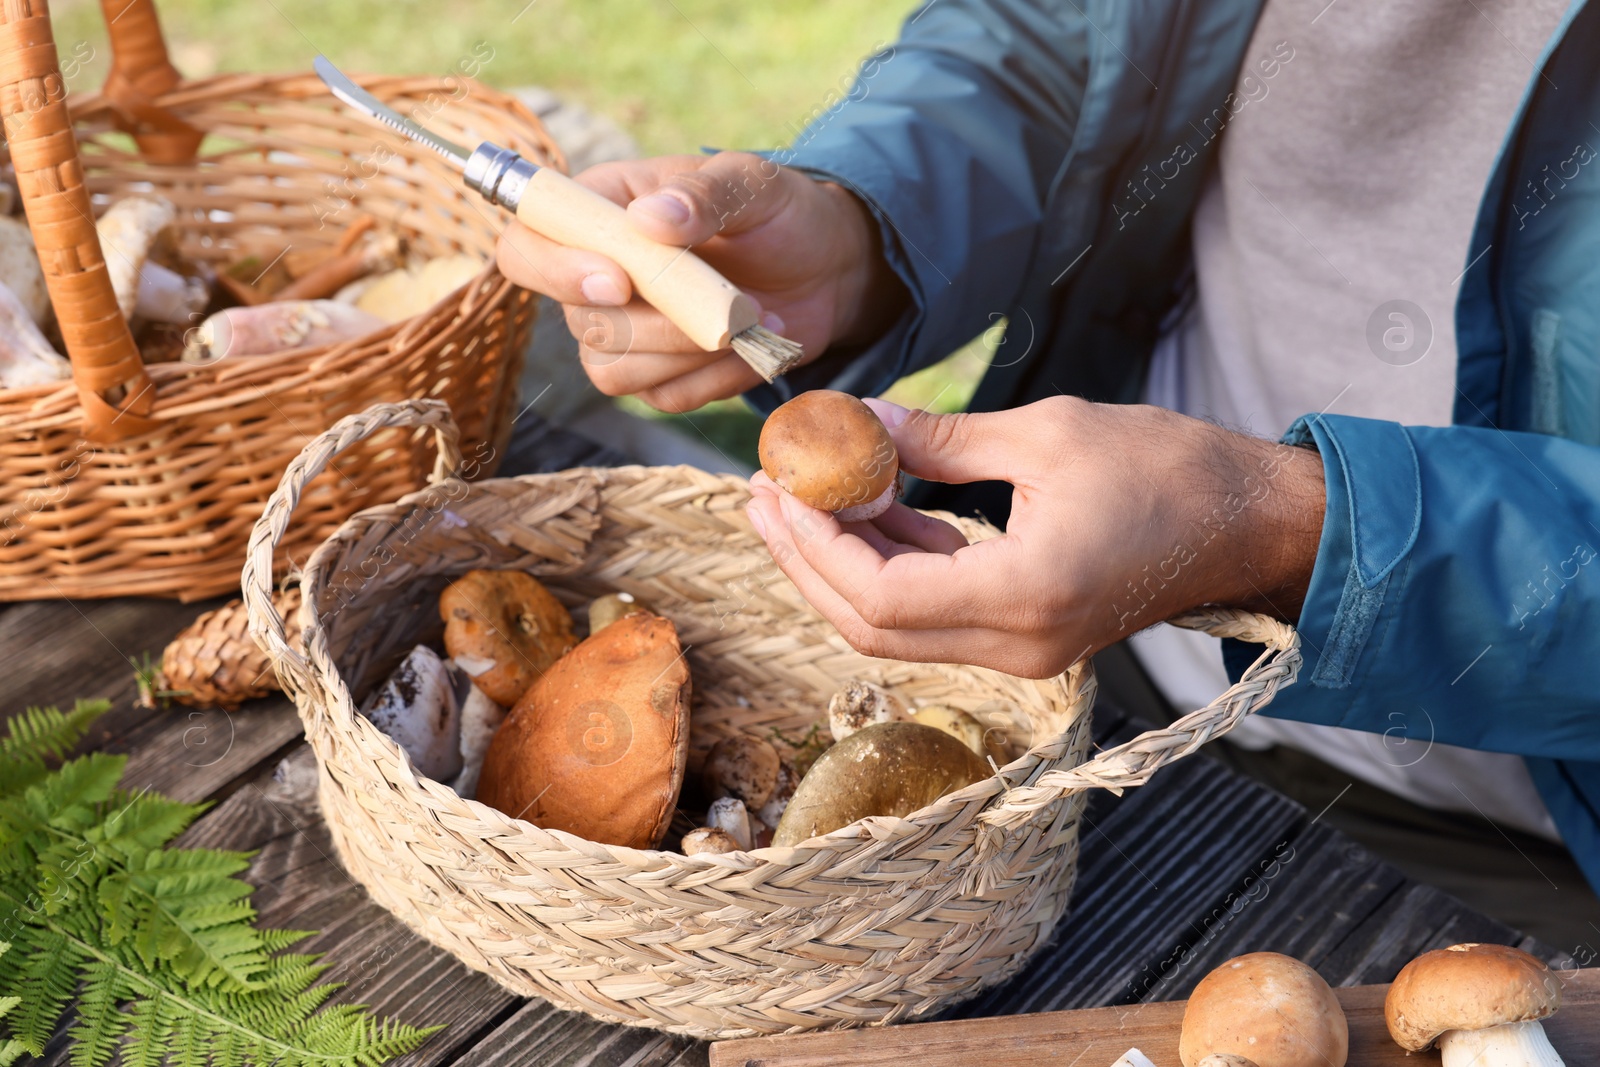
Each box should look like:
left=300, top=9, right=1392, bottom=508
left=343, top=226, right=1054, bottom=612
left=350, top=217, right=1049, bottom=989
left=626, top=151, right=792, bottom=247
left=862, top=398, right=1034, bottom=486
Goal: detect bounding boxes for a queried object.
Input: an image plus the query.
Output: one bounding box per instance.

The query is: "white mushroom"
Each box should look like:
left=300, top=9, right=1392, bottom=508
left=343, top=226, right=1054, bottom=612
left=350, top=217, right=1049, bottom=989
left=443, top=660, right=507, bottom=800
left=361, top=645, right=463, bottom=781
left=182, top=301, right=387, bottom=363
left=705, top=796, right=754, bottom=851
left=1109, top=1052, right=1159, bottom=1067
left=354, top=253, right=485, bottom=324
left=0, top=216, right=50, bottom=326
left=682, top=827, right=739, bottom=856
left=95, top=197, right=209, bottom=325
left=827, top=679, right=909, bottom=742
left=1385, top=943, right=1565, bottom=1066
left=0, top=280, right=70, bottom=388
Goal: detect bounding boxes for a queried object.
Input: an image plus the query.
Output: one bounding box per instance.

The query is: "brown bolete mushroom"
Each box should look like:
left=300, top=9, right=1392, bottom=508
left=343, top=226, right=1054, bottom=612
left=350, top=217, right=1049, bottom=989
left=440, top=570, right=578, bottom=707
left=758, top=389, right=901, bottom=521
left=682, top=827, right=739, bottom=856
left=589, top=592, right=648, bottom=634
left=827, top=679, right=908, bottom=742
left=1385, top=943, right=1565, bottom=1066
left=772, top=721, right=990, bottom=846
left=1180, top=952, right=1348, bottom=1067
left=702, top=733, right=781, bottom=810
left=477, top=612, right=691, bottom=849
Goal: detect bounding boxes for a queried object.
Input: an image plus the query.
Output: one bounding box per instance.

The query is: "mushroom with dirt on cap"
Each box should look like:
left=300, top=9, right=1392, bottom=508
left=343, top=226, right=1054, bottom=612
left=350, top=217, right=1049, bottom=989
left=1180, top=952, right=1348, bottom=1067
left=758, top=389, right=901, bottom=521
left=1385, top=942, right=1565, bottom=1066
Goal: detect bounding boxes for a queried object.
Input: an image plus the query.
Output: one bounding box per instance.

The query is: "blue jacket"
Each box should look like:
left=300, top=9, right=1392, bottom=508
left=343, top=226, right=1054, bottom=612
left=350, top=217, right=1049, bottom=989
left=755, top=0, right=1600, bottom=892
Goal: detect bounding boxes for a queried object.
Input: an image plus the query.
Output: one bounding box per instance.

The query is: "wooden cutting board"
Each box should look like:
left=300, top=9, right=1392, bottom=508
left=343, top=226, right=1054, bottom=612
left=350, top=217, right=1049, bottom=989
left=710, top=967, right=1599, bottom=1066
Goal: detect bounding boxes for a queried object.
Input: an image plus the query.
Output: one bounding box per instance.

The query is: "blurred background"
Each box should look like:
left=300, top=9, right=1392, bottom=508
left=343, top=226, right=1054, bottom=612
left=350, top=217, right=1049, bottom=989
left=52, top=0, right=997, bottom=470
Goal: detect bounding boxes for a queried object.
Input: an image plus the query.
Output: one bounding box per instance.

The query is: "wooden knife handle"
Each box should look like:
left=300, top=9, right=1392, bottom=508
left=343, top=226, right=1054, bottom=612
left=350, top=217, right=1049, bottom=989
left=514, top=167, right=760, bottom=352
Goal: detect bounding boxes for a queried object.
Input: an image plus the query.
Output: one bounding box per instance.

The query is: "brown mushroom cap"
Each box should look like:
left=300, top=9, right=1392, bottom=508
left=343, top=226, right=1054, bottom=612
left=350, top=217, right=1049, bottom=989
left=702, top=733, right=782, bottom=810
left=772, top=721, right=990, bottom=846
left=441, top=570, right=577, bottom=706
left=477, top=613, right=690, bottom=849
left=1180, top=953, right=1348, bottom=1067
left=758, top=390, right=899, bottom=516
left=682, top=827, right=739, bottom=856
left=1384, top=943, right=1561, bottom=1052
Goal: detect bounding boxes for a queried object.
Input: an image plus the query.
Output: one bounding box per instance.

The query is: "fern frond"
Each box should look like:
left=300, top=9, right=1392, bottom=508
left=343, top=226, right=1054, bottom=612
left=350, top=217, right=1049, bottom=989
left=7, top=926, right=85, bottom=1053
left=0, top=701, right=110, bottom=770
left=68, top=960, right=128, bottom=1067
left=93, top=789, right=208, bottom=856
left=256, top=927, right=316, bottom=953
left=119, top=987, right=172, bottom=1067
left=27, top=753, right=126, bottom=834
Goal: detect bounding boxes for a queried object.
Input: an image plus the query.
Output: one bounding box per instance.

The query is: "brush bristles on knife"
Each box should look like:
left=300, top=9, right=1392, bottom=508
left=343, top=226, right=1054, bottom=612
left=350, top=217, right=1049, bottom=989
left=730, top=326, right=805, bottom=381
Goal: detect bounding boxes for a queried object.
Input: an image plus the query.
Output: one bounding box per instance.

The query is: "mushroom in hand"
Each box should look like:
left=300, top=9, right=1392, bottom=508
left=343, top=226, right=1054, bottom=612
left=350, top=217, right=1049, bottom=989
left=1385, top=943, right=1565, bottom=1066
left=96, top=197, right=209, bottom=324
left=758, top=389, right=901, bottom=521
left=772, top=721, right=990, bottom=846
left=1180, top=952, right=1348, bottom=1067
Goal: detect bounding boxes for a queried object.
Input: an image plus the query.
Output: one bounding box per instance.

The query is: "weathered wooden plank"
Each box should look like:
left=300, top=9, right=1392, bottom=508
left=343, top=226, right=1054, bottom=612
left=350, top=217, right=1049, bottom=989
left=942, top=743, right=1305, bottom=1018
left=708, top=968, right=1600, bottom=1067
left=499, top=409, right=632, bottom=477
left=174, top=746, right=522, bottom=1067
left=0, top=595, right=226, bottom=747
left=446, top=998, right=708, bottom=1067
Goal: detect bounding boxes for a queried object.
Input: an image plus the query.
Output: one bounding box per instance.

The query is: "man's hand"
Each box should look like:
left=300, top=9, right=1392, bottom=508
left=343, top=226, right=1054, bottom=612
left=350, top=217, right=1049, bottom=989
left=744, top=396, right=1326, bottom=678
left=496, top=151, right=907, bottom=412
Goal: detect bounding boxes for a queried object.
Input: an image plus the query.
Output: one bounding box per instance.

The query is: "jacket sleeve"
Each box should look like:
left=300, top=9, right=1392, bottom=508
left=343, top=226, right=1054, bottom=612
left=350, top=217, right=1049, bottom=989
left=744, top=0, right=1090, bottom=410
left=1223, top=413, right=1600, bottom=764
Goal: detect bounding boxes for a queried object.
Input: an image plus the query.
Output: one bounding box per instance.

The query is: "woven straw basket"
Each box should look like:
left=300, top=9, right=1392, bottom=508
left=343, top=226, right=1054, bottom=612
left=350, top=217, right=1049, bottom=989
left=0, top=0, right=561, bottom=601
left=245, top=400, right=1303, bottom=1040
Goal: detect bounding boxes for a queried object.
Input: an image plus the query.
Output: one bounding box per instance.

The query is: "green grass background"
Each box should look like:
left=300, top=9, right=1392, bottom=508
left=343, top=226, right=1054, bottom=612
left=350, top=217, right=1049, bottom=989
left=51, top=0, right=990, bottom=464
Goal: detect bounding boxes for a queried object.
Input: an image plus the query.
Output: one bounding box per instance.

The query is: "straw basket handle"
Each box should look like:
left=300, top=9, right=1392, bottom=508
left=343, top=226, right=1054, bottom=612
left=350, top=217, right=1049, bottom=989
left=98, top=0, right=204, bottom=163
left=978, top=610, right=1301, bottom=836
left=0, top=0, right=155, bottom=440
left=243, top=400, right=464, bottom=700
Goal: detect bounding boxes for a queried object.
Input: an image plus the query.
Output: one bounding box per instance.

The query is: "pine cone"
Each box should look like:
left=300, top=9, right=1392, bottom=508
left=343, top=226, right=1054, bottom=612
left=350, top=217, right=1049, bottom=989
left=161, top=588, right=302, bottom=709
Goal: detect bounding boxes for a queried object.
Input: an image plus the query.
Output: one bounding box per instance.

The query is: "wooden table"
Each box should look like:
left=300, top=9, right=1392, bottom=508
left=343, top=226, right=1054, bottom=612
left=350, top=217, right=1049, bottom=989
left=3, top=410, right=1564, bottom=1067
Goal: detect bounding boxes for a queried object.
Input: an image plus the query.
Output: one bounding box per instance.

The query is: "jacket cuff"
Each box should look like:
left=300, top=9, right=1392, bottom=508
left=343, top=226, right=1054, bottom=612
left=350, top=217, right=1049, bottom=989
left=743, top=161, right=924, bottom=413
left=1222, top=414, right=1421, bottom=714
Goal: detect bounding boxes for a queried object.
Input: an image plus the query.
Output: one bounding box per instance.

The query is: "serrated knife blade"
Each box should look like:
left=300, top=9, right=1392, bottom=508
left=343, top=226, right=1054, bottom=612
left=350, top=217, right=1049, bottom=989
left=314, top=56, right=472, bottom=169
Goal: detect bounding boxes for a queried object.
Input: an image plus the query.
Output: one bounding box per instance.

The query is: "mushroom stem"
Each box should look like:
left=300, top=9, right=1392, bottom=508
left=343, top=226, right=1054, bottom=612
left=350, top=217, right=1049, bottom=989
left=1439, top=1021, right=1565, bottom=1066
left=1109, top=1050, right=1159, bottom=1067
left=134, top=260, right=208, bottom=324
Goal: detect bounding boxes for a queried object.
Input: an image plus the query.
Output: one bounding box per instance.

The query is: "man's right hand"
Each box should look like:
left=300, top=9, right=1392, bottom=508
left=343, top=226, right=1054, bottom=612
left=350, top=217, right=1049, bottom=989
left=496, top=151, right=906, bottom=412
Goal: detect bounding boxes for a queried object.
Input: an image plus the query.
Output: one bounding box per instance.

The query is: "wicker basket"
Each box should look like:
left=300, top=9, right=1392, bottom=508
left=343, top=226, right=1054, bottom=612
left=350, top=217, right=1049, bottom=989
left=244, top=400, right=1303, bottom=1040
left=0, top=0, right=561, bottom=601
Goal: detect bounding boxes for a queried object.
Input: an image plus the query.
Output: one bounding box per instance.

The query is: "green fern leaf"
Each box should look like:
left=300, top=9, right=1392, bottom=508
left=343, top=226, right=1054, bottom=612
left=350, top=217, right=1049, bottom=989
left=0, top=704, right=441, bottom=1067
left=8, top=926, right=85, bottom=1053
left=0, top=701, right=109, bottom=769
left=68, top=960, right=128, bottom=1067
left=93, top=790, right=208, bottom=855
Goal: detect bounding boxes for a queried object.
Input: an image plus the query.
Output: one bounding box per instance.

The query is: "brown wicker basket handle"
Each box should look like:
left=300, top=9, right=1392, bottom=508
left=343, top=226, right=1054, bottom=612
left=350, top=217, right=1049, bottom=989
left=243, top=399, right=465, bottom=700
left=97, top=0, right=202, bottom=163
left=978, top=608, right=1301, bottom=835
left=0, top=0, right=156, bottom=440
